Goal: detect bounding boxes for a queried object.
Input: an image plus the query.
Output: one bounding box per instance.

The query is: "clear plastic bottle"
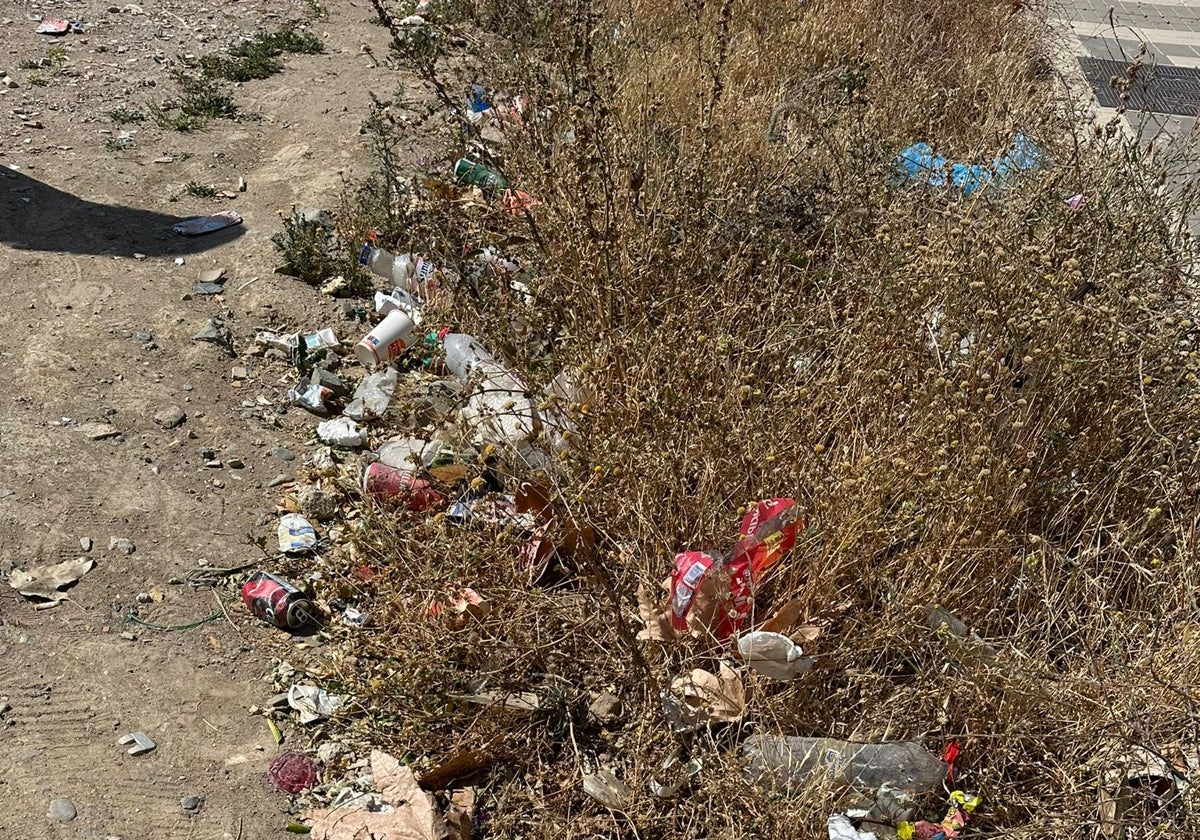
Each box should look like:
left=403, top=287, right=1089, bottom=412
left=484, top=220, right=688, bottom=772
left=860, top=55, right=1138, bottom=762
left=360, top=242, right=440, bottom=299
left=441, top=333, right=536, bottom=445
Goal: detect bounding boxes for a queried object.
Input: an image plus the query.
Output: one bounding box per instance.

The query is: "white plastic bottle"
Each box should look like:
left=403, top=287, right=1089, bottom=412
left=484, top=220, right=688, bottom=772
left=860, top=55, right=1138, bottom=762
left=361, top=244, right=440, bottom=299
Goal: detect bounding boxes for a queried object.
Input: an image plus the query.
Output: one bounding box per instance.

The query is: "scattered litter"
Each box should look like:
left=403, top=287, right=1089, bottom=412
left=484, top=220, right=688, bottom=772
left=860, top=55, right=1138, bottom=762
left=828, top=814, right=877, bottom=840
left=269, top=751, right=319, bottom=793
left=454, top=158, right=507, bottom=195
left=242, top=571, right=316, bottom=630
left=8, top=557, right=94, bottom=601
left=898, top=791, right=979, bottom=840
left=345, top=367, right=397, bottom=420
left=378, top=436, right=440, bottom=470
left=665, top=664, right=745, bottom=729
left=317, top=417, right=367, bottom=448
left=300, top=750, right=448, bottom=840
left=192, top=282, right=225, bottom=296
left=277, top=513, right=317, bottom=554
left=256, top=331, right=301, bottom=354
left=1097, top=743, right=1188, bottom=838
left=289, top=382, right=332, bottom=416
left=427, top=587, right=490, bottom=629
left=172, top=210, right=242, bottom=236
left=303, top=328, right=339, bottom=352
left=583, top=768, right=631, bottom=810
left=342, top=607, right=366, bottom=627
left=360, top=236, right=441, bottom=300
left=1065, top=193, right=1086, bottom=211
left=287, top=684, right=345, bottom=724
left=364, top=462, right=444, bottom=511
left=355, top=310, right=417, bottom=367
left=649, top=752, right=703, bottom=798
left=36, top=18, right=69, bottom=34
left=742, top=736, right=947, bottom=794
left=925, top=606, right=998, bottom=666
left=666, top=497, right=801, bottom=641
left=891, top=134, right=1045, bottom=197
left=117, top=731, right=157, bottom=756
left=737, top=631, right=812, bottom=681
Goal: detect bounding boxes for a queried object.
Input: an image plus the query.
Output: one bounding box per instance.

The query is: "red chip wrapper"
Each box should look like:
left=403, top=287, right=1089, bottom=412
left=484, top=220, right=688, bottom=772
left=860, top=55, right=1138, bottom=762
left=668, top=499, right=801, bottom=641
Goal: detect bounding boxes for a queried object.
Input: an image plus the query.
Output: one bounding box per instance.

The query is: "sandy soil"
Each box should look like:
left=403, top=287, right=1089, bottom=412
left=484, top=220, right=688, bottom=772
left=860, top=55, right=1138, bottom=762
left=0, top=0, right=420, bottom=835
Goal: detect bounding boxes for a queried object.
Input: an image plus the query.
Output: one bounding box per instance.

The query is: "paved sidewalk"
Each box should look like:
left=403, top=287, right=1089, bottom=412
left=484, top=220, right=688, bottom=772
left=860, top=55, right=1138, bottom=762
left=1057, top=0, right=1200, bottom=142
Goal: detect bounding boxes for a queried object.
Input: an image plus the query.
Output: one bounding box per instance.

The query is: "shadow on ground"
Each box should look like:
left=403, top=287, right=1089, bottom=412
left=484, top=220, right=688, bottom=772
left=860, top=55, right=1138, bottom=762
left=0, top=167, right=245, bottom=256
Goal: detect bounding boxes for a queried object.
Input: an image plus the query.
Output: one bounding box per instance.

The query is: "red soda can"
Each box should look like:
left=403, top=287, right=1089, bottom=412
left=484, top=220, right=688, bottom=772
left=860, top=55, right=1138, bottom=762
left=363, top=462, right=444, bottom=511
left=241, top=571, right=315, bottom=630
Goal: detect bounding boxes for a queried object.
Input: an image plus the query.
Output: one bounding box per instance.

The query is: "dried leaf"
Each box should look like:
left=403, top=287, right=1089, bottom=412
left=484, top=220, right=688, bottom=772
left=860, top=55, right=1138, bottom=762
left=670, top=664, right=745, bottom=724
left=636, top=584, right=675, bottom=642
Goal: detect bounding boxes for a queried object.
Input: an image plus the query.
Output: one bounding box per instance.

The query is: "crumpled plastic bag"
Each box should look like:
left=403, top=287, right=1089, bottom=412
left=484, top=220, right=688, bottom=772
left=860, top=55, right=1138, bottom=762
left=737, top=631, right=812, bottom=681
left=288, top=684, right=346, bottom=724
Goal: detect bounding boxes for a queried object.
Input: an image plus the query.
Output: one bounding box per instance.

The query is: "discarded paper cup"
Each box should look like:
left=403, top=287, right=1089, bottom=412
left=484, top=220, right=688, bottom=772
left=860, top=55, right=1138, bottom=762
left=363, top=462, right=443, bottom=511
left=354, top=310, right=416, bottom=368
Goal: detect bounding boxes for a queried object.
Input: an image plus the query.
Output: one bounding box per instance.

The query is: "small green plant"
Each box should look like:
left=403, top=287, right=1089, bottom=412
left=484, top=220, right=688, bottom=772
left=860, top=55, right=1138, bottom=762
left=154, top=70, right=240, bottom=131
left=194, top=25, right=324, bottom=83
left=17, top=58, right=41, bottom=70
left=106, top=106, right=146, bottom=125
left=271, top=207, right=366, bottom=290
left=46, top=46, right=67, bottom=67
left=103, top=137, right=127, bottom=152
left=301, top=0, right=328, bottom=20
left=185, top=181, right=218, bottom=198
left=26, top=72, right=47, bottom=87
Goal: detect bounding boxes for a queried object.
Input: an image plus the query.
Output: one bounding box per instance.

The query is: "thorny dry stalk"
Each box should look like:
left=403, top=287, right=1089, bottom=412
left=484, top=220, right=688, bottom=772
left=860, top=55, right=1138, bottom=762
left=265, top=0, right=1200, bottom=836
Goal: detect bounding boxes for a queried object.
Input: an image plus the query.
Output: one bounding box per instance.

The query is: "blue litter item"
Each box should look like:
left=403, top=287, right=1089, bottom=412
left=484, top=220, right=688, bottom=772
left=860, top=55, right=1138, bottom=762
left=468, top=84, right=491, bottom=114
left=892, top=134, right=1046, bottom=196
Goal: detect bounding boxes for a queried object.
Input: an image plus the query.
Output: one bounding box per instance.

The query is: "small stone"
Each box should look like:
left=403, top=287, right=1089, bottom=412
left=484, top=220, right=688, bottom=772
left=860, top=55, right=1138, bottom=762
left=48, top=798, right=76, bottom=823
left=316, top=742, right=346, bottom=763
left=588, top=691, right=624, bottom=725
left=204, top=459, right=223, bottom=469
left=174, top=257, right=186, bottom=266
left=20, top=747, right=42, bottom=760
left=135, top=330, right=153, bottom=343
left=192, top=318, right=234, bottom=356
left=298, top=486, right=338, bottom=522
left=108, top=537, right=135, bottom=555
left=226, top=457, right=244, bottom=469
left=267, top=474, right=294, bottom=488
left=78, top=422, right=120, bottom=441
left=231, top=366, right=248, bottom=381
left=182, top=382, right=193, bottom=392
left=197, top=446, right=215, bottom=459
left=79, top=537, right=93, bottom=552
left=180, top=795, right=201, bottom=812
left=192, top=282, right=224, bottom=296
left=273, top=447, right=295, bottom=462
left=197, top=268, right=226, bottom=285
left=154, top=406, right=186, bottom=429
left=119, top=631, right=137, bottom=641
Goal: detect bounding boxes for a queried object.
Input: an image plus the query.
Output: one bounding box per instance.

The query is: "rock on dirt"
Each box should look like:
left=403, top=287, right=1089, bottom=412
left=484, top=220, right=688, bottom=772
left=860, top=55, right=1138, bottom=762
left=154, top=405, right=187, bottom=429
left=47, top=798, right=76, bottom=822
left=298, top=486, right=338, bottom=521
left=108, top=537, right=135, bottom=555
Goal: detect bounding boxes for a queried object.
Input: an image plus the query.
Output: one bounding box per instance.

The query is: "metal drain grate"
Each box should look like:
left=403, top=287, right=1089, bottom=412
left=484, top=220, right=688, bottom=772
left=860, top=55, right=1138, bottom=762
left=1078, top=57, right=1200, bottom=116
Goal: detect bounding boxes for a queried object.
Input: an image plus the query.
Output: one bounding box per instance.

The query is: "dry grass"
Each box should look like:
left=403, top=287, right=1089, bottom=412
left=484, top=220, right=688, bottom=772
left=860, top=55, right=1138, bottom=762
left=287, top=0, right=1200, bottom=837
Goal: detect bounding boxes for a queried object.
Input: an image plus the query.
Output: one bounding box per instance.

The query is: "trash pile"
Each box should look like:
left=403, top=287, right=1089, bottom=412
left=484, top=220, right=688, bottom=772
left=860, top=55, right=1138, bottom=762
left=165, top=77, right=1005, bottom=839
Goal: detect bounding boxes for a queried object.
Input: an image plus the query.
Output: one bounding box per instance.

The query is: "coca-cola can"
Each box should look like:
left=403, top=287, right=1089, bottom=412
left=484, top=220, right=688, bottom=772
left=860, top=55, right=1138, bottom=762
left=363, top=462, right=443, bottom=511
left=241, top=571, right=315, bottom=631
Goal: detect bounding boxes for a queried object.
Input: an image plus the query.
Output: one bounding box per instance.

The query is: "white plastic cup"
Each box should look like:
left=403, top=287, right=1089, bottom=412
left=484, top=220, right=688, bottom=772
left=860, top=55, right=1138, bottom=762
left=355, top=310, right=416, bottom=368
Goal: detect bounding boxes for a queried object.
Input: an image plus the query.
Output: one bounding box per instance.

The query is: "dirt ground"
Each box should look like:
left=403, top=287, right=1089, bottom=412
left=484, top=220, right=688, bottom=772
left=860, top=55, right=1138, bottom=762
left=0, top=1, right=417, bottom=836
